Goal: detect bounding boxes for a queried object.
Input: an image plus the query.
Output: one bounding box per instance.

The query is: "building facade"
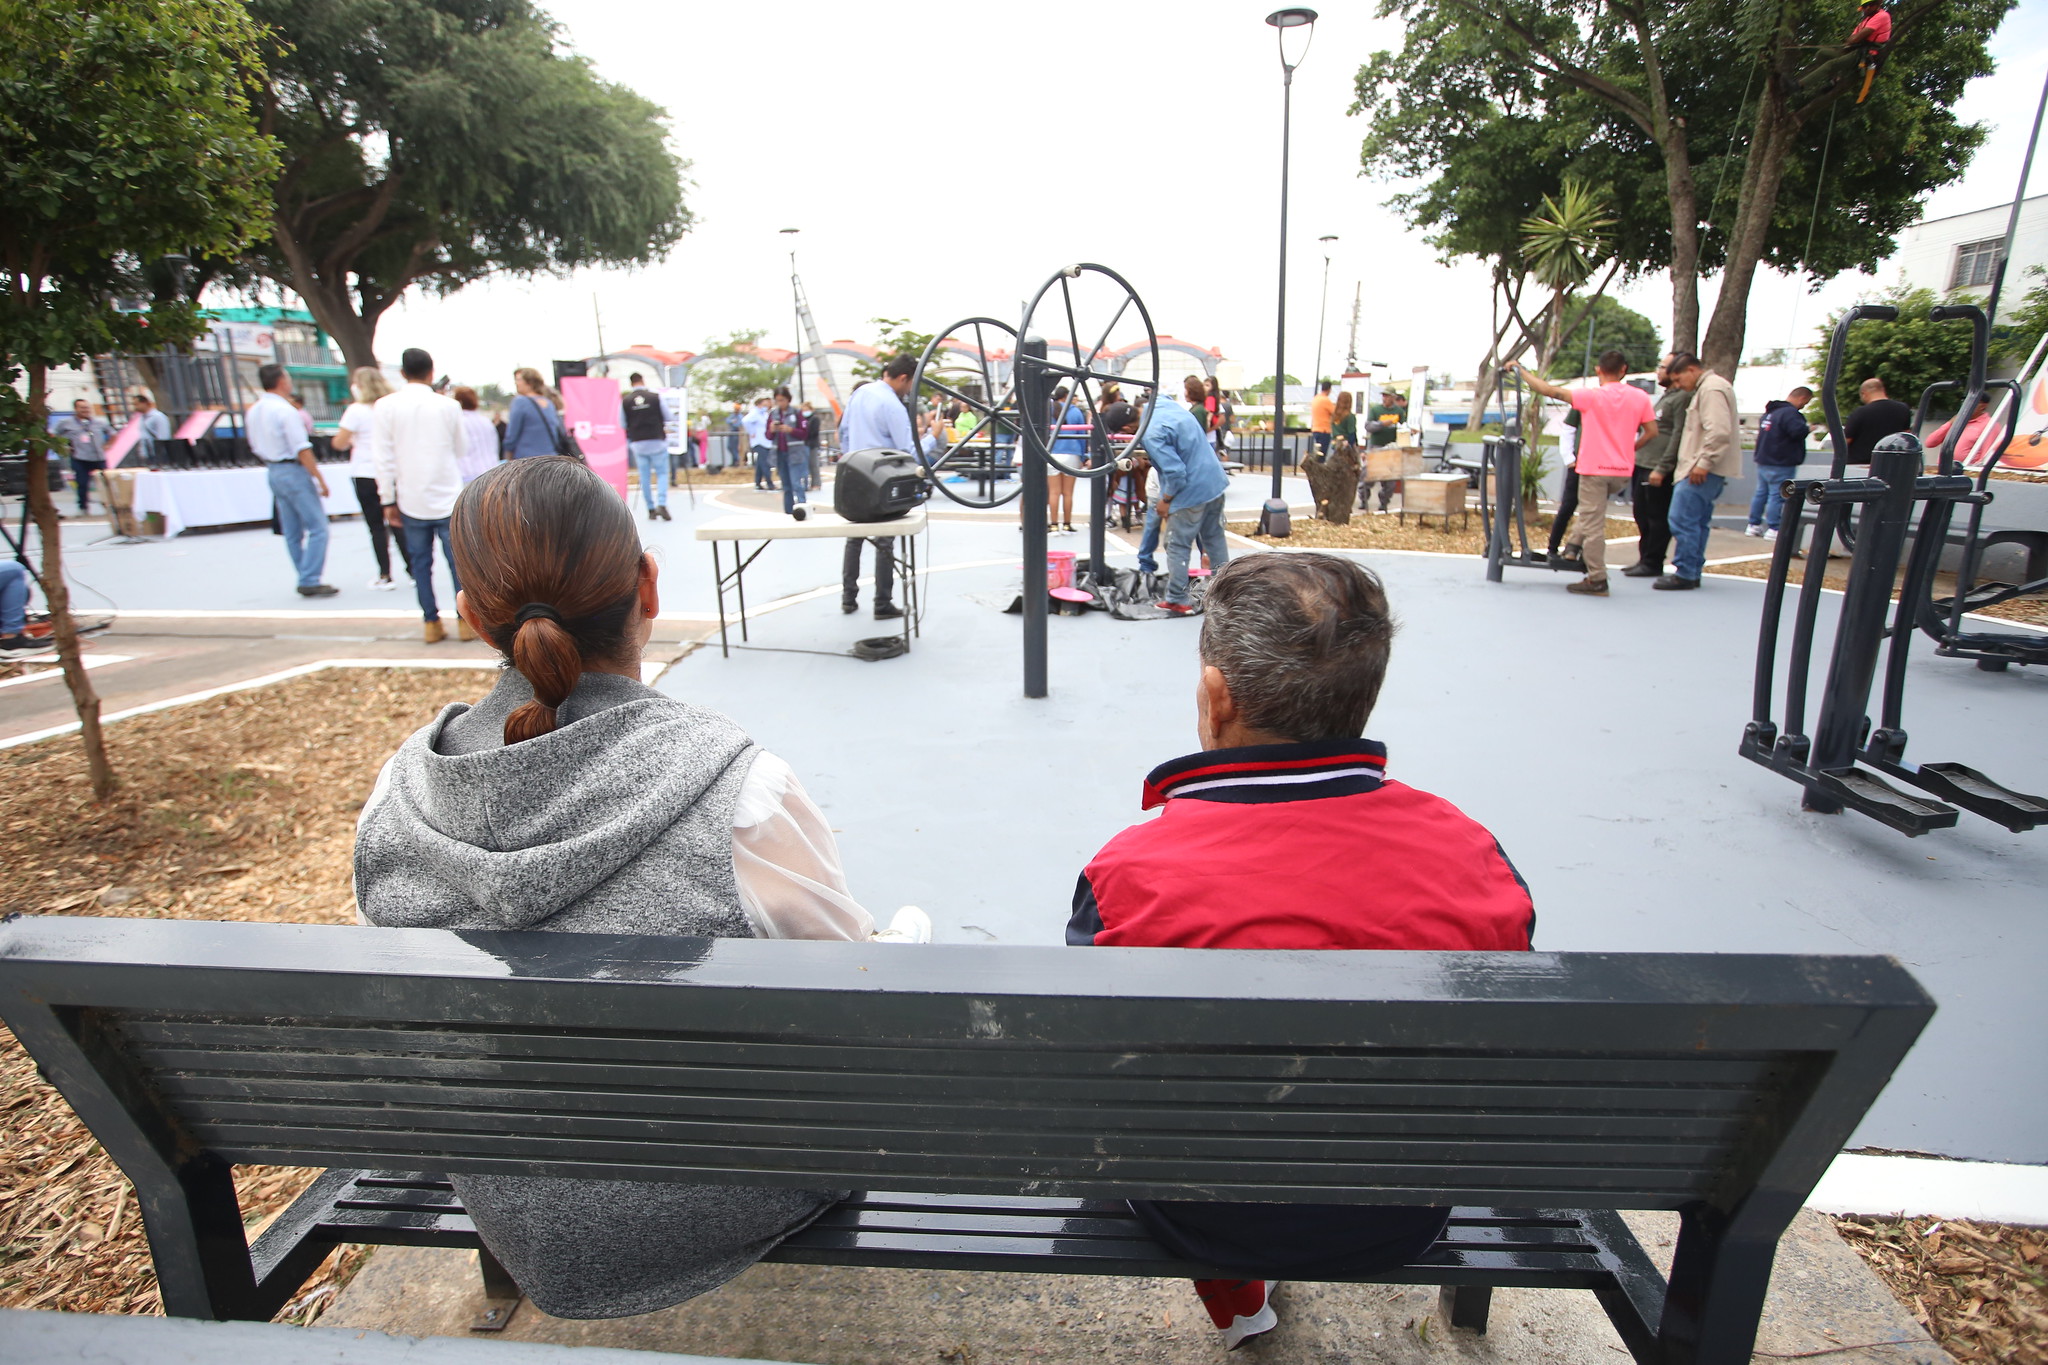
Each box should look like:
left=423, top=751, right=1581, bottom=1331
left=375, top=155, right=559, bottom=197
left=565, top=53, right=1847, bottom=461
left=1891, top=193, right=2047, bottom=323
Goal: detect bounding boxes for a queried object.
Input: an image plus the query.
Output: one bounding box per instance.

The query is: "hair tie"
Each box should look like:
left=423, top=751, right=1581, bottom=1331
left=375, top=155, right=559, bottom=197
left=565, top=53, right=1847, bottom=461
left=515, top=602, right=563, bottom=628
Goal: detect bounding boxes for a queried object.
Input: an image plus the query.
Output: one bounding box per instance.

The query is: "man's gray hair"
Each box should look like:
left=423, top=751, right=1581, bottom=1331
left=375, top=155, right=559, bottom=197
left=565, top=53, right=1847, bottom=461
left=1198, top=553, right=1398, bottom=742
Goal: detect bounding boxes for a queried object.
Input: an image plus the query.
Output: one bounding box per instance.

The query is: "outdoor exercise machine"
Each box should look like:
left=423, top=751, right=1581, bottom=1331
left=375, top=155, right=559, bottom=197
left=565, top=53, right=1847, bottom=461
left=1894, top=304, right=2046, bottom=671
left=1457, top=369, right=1585, bottom=582
left=1740, top=303, right=2046, bottom=836
left=913, top=264, right=1160, bottom=698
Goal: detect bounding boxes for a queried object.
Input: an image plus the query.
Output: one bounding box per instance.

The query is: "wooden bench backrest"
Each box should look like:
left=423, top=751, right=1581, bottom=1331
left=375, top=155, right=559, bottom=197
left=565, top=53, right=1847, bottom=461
left=0, top=918, right=1932, bottom=1217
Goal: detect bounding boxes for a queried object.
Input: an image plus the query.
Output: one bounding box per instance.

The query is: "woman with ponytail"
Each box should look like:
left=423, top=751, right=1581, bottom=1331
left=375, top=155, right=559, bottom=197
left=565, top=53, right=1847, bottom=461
left=353, top=455, right=923, bottom=1319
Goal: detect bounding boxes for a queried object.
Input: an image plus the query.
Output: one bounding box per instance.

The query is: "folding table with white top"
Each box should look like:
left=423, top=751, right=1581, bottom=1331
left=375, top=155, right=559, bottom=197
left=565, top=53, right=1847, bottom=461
left=694, top=509, right=925, bottom=658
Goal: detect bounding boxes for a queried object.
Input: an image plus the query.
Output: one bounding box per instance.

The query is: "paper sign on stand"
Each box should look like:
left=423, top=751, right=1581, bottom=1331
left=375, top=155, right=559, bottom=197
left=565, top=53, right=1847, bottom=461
left=104, top=416, right=144, bottom=468
left=173, top=410, right=221, bottom=441
left=561, top=376, right=628, bottom=497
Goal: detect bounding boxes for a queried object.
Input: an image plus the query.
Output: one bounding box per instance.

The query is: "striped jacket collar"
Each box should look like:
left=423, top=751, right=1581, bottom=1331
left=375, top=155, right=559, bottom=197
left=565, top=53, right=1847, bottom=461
left=1141, top=739, right=1388, bottom=809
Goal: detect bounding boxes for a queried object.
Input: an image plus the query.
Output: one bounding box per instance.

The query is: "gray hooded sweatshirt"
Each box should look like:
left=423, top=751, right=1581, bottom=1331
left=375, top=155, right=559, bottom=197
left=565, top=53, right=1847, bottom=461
left=354, top=669, right=845, bottom=1319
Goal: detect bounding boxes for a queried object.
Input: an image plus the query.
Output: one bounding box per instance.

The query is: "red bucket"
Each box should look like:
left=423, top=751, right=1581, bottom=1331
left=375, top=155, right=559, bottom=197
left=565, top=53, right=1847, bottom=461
left=1046, top=550, right=1076, bottom=591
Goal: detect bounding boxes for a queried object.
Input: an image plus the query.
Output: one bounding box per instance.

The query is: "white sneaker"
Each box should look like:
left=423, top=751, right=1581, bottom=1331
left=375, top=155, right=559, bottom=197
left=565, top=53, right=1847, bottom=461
left=368, top=576, right=398, bottom=591
left=1744, top=524, right=1764, bottom=537
left=1762, top=528, right=1778, bottom=542
left=1215, top=1281, right=1279, bottom=1350
left=872, top=906, right=932, bottom=944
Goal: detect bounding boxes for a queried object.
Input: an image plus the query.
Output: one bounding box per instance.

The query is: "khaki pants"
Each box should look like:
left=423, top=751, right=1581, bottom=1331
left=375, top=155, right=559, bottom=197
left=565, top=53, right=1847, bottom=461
left=1563, top=474, right=1624, bottom=583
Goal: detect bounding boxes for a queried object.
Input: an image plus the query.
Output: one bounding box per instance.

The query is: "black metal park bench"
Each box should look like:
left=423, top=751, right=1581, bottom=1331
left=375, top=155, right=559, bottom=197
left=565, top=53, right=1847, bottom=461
left=0, top=916, right=1933, bottom=1365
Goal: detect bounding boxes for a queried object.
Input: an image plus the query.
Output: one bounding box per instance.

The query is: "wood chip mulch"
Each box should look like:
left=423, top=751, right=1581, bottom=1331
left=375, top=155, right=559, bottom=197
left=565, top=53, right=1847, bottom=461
left=1, top=667, right=489, bottom=1320
left=1836, top=1215, right=2048, bottom=1364
left=1704, top=556, right=2048, bottom=627
left=1229, top=512, right=1637, bottom=558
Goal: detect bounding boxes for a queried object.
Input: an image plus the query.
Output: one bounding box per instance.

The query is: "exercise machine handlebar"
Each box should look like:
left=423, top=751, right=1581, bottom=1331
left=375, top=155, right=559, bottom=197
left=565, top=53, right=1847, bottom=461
left=1821, top=303, right=1898, bottom=477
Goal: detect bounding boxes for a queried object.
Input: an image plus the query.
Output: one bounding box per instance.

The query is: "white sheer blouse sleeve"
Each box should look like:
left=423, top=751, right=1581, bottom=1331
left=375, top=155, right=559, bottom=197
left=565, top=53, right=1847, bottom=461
left=731, top=751, right=876, bottom=942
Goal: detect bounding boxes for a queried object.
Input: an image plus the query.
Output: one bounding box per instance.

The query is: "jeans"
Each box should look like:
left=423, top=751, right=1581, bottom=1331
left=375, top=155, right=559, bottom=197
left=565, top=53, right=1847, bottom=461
left=1749, top=465, right=1797, bottom=531
left=0, top=559, right=28, bottom=635
left=267, top=460, right=330, bottom=588
left=1165, top=493, right=1230, bottom=605
left=352, top=476, right=409, bottom=579
left=72, top=458, right=103, bottom=512
left=630, top=439, right=669, bottom=509
left=776, top=446, right=809, bottom=513
left=402, top=513, right=459, bottom=621
left=1669, top=473, right=1726, bottom=581
left=1630, top=466, right=1673, bottom=571
left=842, top=537, right=895, bottom=609
left=752, top=444, right=776, bottom=488
left=1136, top=504, right=1161, bottom=574
left=723, top=433, right=739, bottom=469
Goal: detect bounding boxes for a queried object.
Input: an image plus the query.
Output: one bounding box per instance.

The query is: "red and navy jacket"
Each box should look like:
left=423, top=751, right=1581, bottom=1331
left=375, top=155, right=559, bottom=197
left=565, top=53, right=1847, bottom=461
left=1069, top=739, right=1535, bottom=951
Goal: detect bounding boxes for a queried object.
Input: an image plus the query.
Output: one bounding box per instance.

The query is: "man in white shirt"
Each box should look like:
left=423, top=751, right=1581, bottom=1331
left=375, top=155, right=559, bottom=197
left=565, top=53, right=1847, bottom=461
left=742, top=396, right=774, bottom=490
left=247, top=364, right=337, bottom=597
left=835, top=357, right=941, bottom=617
left=372, top=348, right=471, bottom=641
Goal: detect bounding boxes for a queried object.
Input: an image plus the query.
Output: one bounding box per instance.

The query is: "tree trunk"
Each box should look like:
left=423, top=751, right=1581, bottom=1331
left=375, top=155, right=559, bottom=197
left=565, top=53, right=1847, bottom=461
left=1701, top=90, right=1803, bottom=376
left=270, top=215, right=380, bottom=371
left=1661, top=134, right=1702, bottom=359
left=23, top=362, right=116, bottom=801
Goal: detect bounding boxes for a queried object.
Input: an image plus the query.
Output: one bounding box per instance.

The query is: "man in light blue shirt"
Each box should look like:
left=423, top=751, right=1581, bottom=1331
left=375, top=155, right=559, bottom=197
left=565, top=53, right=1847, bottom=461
left=51, top=400, right=112, bottom=515
left=1141, top=392, right=1231, bottom=613
left=247, top=363, right=337, bottom=597
left=133, top=394, right=173, bottom=467
left=836, top=356, right=940, bottom=618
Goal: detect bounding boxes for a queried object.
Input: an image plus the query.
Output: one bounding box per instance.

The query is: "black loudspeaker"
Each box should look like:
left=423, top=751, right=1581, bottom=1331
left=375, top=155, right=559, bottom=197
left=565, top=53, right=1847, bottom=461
left=834, top=448, right=929, bottom=523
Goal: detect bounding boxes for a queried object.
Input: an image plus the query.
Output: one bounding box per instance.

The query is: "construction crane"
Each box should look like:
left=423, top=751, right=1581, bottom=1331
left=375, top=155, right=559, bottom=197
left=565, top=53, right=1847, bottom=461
left=1342, top=282, right=1361, bottom=375
left=790, top=259, right=842, bottom=420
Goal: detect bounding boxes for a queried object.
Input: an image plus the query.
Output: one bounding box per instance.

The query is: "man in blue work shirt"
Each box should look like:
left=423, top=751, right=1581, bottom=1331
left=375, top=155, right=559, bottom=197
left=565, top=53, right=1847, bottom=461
left=836, top=356, right=939, bottom=618
left=51, top=400, right=112, bottom=515
left=133, top=393, right=173, bottom=467
left=1142, top=390, right=1232, bottom=615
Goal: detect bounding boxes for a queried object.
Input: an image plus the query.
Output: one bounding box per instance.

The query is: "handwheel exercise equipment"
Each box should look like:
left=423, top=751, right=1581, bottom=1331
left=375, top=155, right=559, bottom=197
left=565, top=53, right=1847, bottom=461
left=1462, top=369, right=1585, bottom=582
left=916, top=263, right=1160, bottom=698
left=1740, top=303, right=2046, bottom=836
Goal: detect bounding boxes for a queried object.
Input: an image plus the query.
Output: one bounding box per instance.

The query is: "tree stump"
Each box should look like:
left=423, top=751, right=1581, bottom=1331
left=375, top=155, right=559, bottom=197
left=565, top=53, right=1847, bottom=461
left=1304, top=437, right=1360, bottom=525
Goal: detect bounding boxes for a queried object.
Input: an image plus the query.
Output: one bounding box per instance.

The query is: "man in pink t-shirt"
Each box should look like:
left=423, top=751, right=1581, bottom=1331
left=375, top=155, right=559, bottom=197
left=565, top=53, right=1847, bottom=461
left=1513, top=351, right=1658, bottom=596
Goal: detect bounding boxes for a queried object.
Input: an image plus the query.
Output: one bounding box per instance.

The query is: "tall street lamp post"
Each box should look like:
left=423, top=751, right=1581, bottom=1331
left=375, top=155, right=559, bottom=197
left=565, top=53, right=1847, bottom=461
left=1312, top=234, right=1337, bottom=398
left=1259, top=7, right=1318, bottom=538
left=780, top=227, right=804, bottom=405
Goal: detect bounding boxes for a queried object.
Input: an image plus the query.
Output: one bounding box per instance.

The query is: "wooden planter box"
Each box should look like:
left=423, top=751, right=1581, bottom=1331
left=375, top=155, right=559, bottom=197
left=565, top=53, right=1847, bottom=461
left=1400, top=472, right=1469, bottom=531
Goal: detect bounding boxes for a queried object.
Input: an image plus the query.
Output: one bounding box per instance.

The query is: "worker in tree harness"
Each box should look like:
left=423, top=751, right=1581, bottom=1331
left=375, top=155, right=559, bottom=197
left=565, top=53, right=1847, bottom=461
left=1846, top=0, right=1891, bottom=104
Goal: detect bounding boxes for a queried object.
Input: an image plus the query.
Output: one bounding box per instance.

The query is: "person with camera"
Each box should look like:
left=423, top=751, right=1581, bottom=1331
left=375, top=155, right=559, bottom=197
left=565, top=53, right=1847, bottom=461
left=1068, top=553, right=1534, bottom=1349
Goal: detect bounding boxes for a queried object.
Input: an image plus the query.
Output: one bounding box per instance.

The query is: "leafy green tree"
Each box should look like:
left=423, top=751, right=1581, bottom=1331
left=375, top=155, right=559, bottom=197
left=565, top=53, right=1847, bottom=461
left=852, top=318, right=942, bottom=381
left=1806, top=285, right=1976, bottom=429
left=1555, top=297, right=1664, bottom=378
left=1993, top=268, right=2047, bottom=366
left=241, top=0, right=690, bottom=368
left=1355, top=0, right=2010, bottom=371
left=1, top=0, right=279, bottom=800
left=689, top=330, right=792, bottom=408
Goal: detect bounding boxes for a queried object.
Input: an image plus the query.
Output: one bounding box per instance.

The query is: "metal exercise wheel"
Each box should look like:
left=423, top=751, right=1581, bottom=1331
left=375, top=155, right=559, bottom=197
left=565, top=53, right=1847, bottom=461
left=912, top=318, right=1025, bottom=510
left=1017, top=264, right=1161, bottom=478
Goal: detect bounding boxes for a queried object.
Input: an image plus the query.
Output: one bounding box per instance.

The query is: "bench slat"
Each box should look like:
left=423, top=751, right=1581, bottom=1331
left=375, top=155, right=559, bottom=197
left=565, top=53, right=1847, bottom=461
left=137, top=1047, right=1784, bottom=1115
left=185, top=1126, right=1723, bottom=1206
left=121, top=1019, right=1794, bottom=1086
left=156, top=1073, right=1758, bottom=1142
left=178, top=1099, right=1740, bottom=1169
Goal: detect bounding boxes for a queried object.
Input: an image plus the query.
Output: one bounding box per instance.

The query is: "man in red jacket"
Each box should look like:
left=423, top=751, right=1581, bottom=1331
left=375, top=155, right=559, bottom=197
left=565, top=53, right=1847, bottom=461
left=1069, top=551, right=1535, bottom=1349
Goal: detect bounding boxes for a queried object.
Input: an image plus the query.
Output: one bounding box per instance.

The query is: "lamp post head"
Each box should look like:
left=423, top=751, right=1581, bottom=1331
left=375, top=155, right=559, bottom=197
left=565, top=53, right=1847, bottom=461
left=1267, top=7, right=1318, bottom=69
left=779, top=228, right=800, bottom=235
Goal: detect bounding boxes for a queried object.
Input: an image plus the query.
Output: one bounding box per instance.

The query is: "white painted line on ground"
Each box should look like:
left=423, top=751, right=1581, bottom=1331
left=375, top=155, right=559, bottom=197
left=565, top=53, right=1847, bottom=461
left=0, top=658, right=498, bottom=751
left=111, top=608, right=430, bottom=620
left=0, top=655, right=137, bottom=690
left=1808, top=1152, right=2048, bottom=1224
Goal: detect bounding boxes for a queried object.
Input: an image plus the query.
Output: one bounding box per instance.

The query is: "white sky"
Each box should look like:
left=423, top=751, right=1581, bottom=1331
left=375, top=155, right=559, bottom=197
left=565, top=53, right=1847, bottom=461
left=357, top=0, right=2048, bottom=388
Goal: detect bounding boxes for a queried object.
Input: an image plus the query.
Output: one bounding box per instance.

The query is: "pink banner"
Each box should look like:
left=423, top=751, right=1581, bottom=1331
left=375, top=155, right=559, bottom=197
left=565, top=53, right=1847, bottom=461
left=104, top=415, right=143, bottom=467
left=174, top=409, right=220, bottom=441
left=561, top=377, right=628, bottom=497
